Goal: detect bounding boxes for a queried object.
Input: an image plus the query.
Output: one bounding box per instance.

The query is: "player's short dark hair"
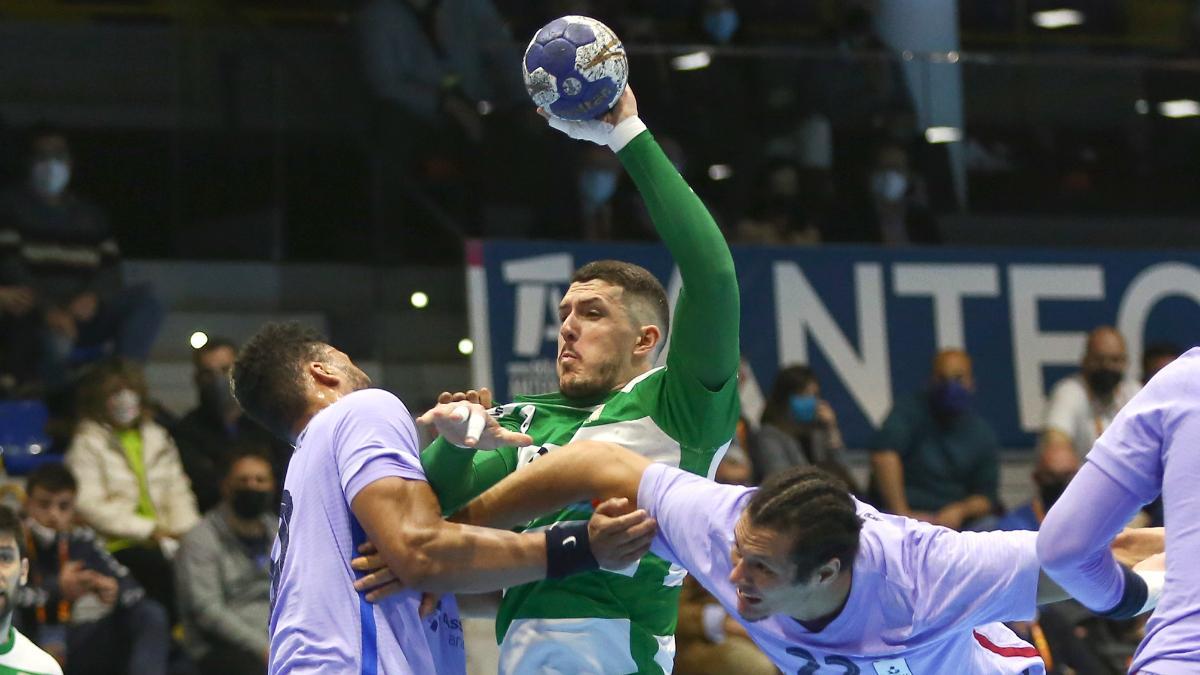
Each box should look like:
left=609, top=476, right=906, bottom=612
left=0, top=505, right=27, bottom=560
left=571, top=260, right=670, bottom=340
left=193, top=336, right=238, bottom=370
left=762, top=364, right=819, bottom=426
left=221, top=442, right=276, bottom=480
left=232, top=322, right=327, bottom=440
left=25, top=463, right=77, bottom=497
left=746, top=466, right=862, bottom=582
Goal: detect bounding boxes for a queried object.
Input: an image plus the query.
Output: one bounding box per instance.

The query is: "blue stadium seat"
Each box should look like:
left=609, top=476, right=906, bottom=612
left=0, top=400, right=57, bottom=475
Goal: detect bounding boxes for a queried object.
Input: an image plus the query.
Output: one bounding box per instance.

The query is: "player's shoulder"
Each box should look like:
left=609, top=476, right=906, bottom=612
left=853, top=500, right=923, bottom=585
left=335, top=388, right=411, bottom=420
left=9, top=628, right=63, bottom=675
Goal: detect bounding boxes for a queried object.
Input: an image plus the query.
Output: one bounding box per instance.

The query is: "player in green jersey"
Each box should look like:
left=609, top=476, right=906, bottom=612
left=0, top=507, right=62, bottom=675
left=413, top=86, right=740, bottom=674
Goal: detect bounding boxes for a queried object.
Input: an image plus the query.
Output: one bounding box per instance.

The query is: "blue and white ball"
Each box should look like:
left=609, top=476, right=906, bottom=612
left=523, top=16, right=629, bottom=121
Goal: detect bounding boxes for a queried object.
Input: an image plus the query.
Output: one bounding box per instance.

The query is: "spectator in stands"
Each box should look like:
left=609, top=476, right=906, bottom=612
left=16, top=463, right=170, bottom=675
left=176, top=447, right=277, bottom=673
left=996, top=443, right=1080, bottom=533
left=735, top=159, right=825, bottom=245
left=172, top=337, right=288, bottom=513
left=1140, top=341, right=1181, bottom=384
left=750, top=365, right=855, bottom=491
left=1041, top=326, right=1140, bottom=460
left=576, top=145, right=623, bottom=241
left=840, top=141, right=940, bottom=245
left=65, top=358, right=199, bottom=622
left=869, top=348, right=1000, bottom=530
left=0, top=125, right=163, bottom=388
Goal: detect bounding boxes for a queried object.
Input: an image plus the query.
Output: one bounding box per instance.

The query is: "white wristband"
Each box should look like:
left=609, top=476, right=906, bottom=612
left=1135, top=569, right=1165, bottom=615
left=701, top=603, right=727, bottom=644
left=607, top=116, right=647, bottom=153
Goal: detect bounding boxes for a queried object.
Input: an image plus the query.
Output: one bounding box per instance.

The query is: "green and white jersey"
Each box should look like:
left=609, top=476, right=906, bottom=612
left=0, top=627, right=63, bottom=675
left=424, top=128, right=741, bottom=674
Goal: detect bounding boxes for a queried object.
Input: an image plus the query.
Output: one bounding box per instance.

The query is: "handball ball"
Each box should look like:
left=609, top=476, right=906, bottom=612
left=523, top=16, right=629, bottom=121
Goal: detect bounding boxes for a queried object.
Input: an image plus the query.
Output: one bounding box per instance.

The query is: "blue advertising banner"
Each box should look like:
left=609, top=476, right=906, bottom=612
left=466, top=240, right=1200, bottom=448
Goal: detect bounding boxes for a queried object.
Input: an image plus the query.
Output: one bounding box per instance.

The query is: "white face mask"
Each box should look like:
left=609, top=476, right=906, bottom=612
left=26, top=519, right=58, bottom=546
left=31, top=159, right=71, bottom=198
left=108, top=389, right=141, bottom=427
left=870, top=169, right=908, bottom=203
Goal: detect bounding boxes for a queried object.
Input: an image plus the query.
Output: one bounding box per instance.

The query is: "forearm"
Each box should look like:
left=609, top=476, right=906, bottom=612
left=1037, top=462, right=1146, bottom=613
left=618, top=131, right=739, bottom=387
left=456, top=441, right=648, bottom=530
left=954, top=494, right=993, bottom=520
left=870, top=451, right=910, bottom=513
left=380, top=523, right=547, bottom=593
left=421, top=438, right=511, bottom=515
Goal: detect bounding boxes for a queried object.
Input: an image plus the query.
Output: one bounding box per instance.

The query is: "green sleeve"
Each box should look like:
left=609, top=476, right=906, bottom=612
left=616, top=131, right=740, bottom=392
left=420, top=438, right=519, bottom=516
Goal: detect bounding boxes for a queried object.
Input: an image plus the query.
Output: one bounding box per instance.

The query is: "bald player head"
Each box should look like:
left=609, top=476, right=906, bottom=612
left=931, top=349, right=974, bottom=391
left=1082, top=326, right=1128, bottom=401
left=1033, top=439, right=1081, bottom=517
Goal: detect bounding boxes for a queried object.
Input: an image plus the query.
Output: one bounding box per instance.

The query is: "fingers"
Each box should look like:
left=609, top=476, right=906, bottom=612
left=351, top=553, right=384, bottom=572
left=357, top=541, right=378, bottom=555
left=537, top=107, right=550, bottom=119
left=593, top=497, right=635, bottom=517
left=418, top=592, right=442, bottom=618
left=366, top=581, right=405, bottom=603
left=353, top=566, right=396, bottom=593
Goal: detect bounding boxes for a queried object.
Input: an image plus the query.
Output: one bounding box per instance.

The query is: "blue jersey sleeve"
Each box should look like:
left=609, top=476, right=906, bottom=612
left=333, top=389, right=427, bottom=504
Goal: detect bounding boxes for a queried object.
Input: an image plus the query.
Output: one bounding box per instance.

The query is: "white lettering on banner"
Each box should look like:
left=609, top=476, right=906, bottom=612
left=504, top=254, right=574, bottom=357
left=893, top=264, right=1000, bottom=350
left=1008, top=265, right=1104, bottom=433
left=773, top=262, right=892, bottom=426
left=1117, top=262, right=1200, bottom=373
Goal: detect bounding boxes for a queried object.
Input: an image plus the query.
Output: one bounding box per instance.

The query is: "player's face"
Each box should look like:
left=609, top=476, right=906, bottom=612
left=728, top=514, right=814, bottom=622
left=0, top=534, right=27, bottom=622
left=26, top=487, right=76, bottom=533
left=324, top=346, right=372, bottom=394
left=557, top=280, right=639, bottom=399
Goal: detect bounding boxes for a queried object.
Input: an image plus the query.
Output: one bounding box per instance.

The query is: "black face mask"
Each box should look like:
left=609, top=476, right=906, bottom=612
left=231, top=489, right=272, bottom=519
left=1038, top=481, right=1069, bottom=510
left=199, top=372, right=240, bottom=422
left=1085, top=368, right=1124, bottom=397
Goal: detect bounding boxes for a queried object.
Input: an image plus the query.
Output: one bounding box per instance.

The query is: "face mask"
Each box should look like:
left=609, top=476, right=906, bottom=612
left=789, top=395, right=818, bottom=424
left=27, top=519, right=58, bottom=547
left=703, top=8, right=739, bottom=44
left=1037, top=480, right=1069, bottom=510
left=31, top=159, right=70, bottom=198
left=107, top=389, right=141, bottom=427
left=930, top=380, right=972, bottom=417
left=199, top=373, right=239, bottom=422
left=870, top=169, right=908, bottom=203
left=1085, top=368, right=1123, bottom=397
left=231, top=489, right=272, bottom=519
left=578, top=169, right=618, bottom=207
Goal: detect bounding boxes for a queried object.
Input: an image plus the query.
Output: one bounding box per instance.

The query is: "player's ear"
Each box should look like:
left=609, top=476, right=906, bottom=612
left=632, top=324, right=661, bottom=357
left=309, top=361, right=341, bottom=388
left=814, top=557, right=842, bottom=586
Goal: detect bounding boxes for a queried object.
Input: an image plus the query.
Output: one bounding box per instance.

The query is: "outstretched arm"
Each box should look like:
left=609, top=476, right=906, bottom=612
left=545, top=87, right=739, bottom=390
left=457, top=441, right=652, bottom=530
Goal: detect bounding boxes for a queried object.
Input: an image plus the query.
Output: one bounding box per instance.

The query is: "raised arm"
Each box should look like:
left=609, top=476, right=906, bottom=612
left=546, top=87, right=739, bottom=390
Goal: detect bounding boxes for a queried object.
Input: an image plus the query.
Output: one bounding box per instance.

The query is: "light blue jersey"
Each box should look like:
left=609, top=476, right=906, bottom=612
left=268, top=389, right=465, bottom=675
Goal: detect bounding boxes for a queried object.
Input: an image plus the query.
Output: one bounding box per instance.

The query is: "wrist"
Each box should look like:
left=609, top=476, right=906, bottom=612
left=544, top=521, right=599, bottom=579
left=607, top=116, right=646, bottom=152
